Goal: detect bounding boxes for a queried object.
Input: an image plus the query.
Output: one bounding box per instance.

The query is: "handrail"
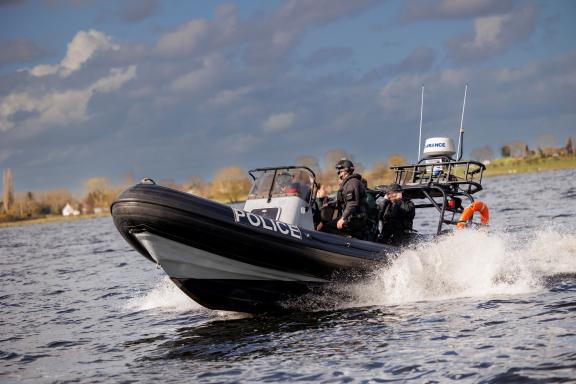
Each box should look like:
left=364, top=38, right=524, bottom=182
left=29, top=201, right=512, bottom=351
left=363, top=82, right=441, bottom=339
left=392, top=160, right=485, bottom=172
left=390, top=160, right=485, bottom=194
left=248, top=165, right=318, bottom=210
left=248, top=165, right=317, bottom=180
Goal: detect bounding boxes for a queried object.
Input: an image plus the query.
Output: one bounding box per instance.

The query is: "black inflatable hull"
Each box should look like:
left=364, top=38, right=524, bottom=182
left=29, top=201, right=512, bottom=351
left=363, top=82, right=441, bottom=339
left=111, top=183, right=398, bottom=313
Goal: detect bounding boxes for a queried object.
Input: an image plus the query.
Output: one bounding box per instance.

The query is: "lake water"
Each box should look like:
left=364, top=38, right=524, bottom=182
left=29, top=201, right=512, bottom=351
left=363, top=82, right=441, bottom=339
left=2, top=169, right=576, bottom=383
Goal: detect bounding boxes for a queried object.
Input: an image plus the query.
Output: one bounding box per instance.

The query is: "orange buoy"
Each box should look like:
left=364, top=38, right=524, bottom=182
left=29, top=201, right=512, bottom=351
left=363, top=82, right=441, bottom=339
left=456, top=200, right=489, bottom=229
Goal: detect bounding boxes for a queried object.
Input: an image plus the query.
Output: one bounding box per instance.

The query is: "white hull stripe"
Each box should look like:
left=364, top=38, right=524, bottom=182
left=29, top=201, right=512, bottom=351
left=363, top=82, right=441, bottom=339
left=134, top=232, right=328, bottom=282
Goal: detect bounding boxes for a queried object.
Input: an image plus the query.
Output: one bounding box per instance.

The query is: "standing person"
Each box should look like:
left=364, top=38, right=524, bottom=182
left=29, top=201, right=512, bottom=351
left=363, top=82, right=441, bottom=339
left=379, top=183, right=415, bottom=245
left=320, top=159, right=368, bottom=239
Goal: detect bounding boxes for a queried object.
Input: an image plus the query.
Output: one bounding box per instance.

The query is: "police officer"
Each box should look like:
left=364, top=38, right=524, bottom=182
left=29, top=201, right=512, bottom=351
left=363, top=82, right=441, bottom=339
left=379, top=183, right=415, bottom=245
left=326, top=159, right=368, bottom=238
left=362, top=178, right=379, bottom=241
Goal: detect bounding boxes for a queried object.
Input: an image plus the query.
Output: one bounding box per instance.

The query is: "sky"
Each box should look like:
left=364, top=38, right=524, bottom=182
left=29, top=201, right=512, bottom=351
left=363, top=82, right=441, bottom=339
left=1, top=0, right=575, bottom=193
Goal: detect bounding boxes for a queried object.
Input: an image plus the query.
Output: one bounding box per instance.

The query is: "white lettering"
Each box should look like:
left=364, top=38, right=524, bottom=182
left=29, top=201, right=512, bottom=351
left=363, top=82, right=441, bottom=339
left=268, top=218, right=278, bottom=232
left=276, top=221, right=290, bottom=235
left=232, top=208, right=301, bottom=240
left=261, top=217, right=274, bottom=231
left=288, top=224, right=302, bottom=239
left=247, top=213, right=261, bottom=226
left=232, top=208, right=246, bottom=222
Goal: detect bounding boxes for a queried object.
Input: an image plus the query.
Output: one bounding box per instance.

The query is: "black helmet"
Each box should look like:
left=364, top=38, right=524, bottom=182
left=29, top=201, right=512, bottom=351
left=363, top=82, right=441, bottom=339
left=387, top=183, right=402, bottom=192
left=335, top=159, right=354, bottom=173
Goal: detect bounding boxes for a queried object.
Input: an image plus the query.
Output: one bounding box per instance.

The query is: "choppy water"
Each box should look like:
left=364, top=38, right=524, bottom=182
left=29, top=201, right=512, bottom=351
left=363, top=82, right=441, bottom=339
left=1, top=169, right=576, bottom=383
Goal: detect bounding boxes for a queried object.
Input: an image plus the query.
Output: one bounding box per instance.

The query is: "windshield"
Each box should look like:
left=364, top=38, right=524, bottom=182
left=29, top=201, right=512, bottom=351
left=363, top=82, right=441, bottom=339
left=248, top=168, right=314, bottom=201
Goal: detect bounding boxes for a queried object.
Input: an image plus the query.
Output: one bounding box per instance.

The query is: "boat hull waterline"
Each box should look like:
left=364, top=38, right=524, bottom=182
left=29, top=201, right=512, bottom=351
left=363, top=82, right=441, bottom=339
left=111, top=183, right=398, bottom=312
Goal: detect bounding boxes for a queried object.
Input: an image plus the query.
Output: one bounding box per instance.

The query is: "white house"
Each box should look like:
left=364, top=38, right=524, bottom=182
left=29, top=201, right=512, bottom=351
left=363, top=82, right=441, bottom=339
left=62, top=203, right=80, bottom=216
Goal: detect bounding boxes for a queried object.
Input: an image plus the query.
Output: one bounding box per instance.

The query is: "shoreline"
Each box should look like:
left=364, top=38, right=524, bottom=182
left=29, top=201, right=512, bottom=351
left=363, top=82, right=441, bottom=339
left=483, top=156, right=576, bottom=177
left=1, top=158, right=574, bottom=229
left=0, top=214, right=109, bottom=229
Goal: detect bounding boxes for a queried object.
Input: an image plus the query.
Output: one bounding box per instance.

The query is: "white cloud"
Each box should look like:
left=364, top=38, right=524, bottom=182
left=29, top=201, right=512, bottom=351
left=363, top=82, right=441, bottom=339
left=153, top=0, right=377, bottom=67
left=378, top=50, right=576, bottom=125
left=91, top=66, right=137, bottom=93
left=154, top=4, right=238, bottom=58
left=472, top=15, right=503, bottom=46
left=262, top=112, right=296, bottom=133
left=400, top=0, right=514, bottom=21
left=169, top=54, right=228, bottom=93
left=445, top=4, right=538, bottom=62
left=29, top=30, right=119, bottom=77
left=0, top=65, right=136, bottom=132
left=28, top=64, right=59, bottom=77
left=155, top=19, right=208, bottom=57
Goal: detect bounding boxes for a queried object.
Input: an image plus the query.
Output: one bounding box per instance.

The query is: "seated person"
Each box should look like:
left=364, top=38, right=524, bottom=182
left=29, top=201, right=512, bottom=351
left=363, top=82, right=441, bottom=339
left=314, top=184, right=335, bottom=231
left=362, top=178, right=379, bottom=241
left=274, top=172, right=300, bottom=195
left=293, top=173, right=311, bottom=201
left=379, top=183, right=415, bottom=245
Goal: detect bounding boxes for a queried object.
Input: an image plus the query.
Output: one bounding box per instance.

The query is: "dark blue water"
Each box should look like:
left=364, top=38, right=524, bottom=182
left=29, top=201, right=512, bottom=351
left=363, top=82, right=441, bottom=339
left=1, top=169, right=576, bottom=383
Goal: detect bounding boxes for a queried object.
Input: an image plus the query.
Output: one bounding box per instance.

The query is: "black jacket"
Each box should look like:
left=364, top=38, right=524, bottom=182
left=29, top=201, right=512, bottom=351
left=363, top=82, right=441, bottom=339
left=380, top=198, right=415, bottom=234
left=337, top=174, right=367, bottom=223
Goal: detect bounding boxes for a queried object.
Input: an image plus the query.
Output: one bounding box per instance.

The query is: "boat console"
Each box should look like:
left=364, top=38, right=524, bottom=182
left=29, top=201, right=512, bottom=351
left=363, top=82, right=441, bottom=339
left=244, top=166, right=318, bottom=230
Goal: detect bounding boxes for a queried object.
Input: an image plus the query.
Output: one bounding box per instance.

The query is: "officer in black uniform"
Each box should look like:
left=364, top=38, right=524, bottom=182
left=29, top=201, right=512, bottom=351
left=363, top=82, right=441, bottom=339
left=320, top=159, right=368, bottom=239
left=379, top=183, right=415, bottom=245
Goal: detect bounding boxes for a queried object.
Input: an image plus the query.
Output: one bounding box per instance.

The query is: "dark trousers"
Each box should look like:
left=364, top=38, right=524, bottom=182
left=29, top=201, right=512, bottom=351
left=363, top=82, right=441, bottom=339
left=321, top=218, right=369, bottom=240
left=379, top=229, right=414, bottom=246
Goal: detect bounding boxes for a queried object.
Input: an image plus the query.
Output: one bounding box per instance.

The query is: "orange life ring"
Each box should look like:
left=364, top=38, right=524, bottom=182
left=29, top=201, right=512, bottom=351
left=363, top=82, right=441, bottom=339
left=456, top=200, right=489, bottom=229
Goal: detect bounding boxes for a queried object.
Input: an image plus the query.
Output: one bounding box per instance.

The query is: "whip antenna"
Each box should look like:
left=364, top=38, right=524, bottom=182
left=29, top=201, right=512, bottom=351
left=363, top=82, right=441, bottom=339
left=456, top=84, right=467, bottom=161
left=418, top=85, right=424, bottom=162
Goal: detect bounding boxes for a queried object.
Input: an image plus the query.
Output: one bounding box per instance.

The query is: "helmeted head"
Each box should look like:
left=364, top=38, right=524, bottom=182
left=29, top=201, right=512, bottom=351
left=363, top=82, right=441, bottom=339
left=335, top=159, right=354, bottom=173
left=335, top=159, right=354, bottom=180
left=387, top=183, right=402, bottom=193
left=276, top=171, right=293, bottom=187
left=385, top=182, right=403, bottom=201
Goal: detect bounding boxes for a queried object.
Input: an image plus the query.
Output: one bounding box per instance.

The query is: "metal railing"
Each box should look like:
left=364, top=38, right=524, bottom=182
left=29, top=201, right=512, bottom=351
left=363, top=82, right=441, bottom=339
left=391, top=160, right=485, bottom=195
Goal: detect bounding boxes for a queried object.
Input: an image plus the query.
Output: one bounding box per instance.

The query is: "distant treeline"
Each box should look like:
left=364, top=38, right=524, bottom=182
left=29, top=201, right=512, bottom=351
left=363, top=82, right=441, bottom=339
left=0, top=149, right=406, bottom=223
left=470, top=136, right=574, bottom=162
left=0, top=175, right=126, bottom=223
left=1, top=135, right=574, bottom=224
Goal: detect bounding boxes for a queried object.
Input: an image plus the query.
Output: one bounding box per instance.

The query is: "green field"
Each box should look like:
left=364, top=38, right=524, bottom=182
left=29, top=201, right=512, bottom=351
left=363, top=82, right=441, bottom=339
left=484, top=155, right=576, bottom=177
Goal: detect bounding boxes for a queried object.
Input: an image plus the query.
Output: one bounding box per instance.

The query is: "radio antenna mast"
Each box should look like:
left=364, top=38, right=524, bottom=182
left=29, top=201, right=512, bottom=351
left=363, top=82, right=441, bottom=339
left=456, top=84, right=467, bottom=161
left=418, top=85, right=424, bottom=162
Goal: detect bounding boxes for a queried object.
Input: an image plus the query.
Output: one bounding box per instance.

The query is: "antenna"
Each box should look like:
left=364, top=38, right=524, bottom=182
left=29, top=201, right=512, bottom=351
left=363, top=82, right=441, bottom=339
left=456, top=84, right=467, bottom=161
left=418, top=85, right=424, bottom=162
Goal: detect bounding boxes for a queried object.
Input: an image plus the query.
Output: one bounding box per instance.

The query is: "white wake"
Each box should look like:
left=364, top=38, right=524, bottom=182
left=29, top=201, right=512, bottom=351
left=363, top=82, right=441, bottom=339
left=125, top=277, right=203, bottom=313
left=124, top=277, right=250, bottom=319
left=124, top=227, right=576, bottom=313
left=345, top=226, right=576, bottom=307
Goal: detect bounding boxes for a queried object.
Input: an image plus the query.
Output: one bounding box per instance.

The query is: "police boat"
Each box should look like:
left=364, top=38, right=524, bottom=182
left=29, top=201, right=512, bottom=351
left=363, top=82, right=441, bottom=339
left=111, top=136, right=488, bottom=313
